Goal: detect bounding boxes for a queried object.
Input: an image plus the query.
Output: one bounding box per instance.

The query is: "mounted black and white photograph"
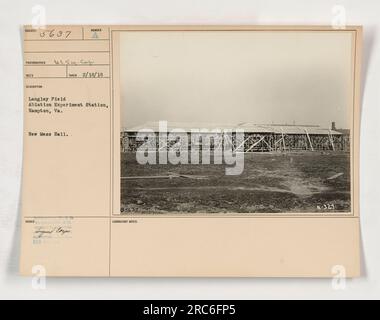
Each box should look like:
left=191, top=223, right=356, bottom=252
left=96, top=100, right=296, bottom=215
left=119, top=30, right=354, bottom=214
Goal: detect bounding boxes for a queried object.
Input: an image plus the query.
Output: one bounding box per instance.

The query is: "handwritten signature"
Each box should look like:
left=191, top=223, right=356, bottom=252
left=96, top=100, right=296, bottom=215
left=34, top=226, right=71, bottom=239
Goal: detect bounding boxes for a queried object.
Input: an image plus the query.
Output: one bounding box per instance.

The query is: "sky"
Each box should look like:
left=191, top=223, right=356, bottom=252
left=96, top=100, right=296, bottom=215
left=120, top=30, right=353, bottom=130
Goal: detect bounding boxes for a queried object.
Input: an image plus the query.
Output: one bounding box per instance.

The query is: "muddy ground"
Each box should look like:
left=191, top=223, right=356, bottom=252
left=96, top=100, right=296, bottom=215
left=120, top=152, right=351, bottom=214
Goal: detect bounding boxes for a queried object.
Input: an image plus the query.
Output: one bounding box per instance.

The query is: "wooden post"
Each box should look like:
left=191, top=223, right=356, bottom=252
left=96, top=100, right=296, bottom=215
left=281, top=127, right=286, bottom=151
left=328, top=130, right=335, bottom=151
left=304, top=128, right=314, bottom=151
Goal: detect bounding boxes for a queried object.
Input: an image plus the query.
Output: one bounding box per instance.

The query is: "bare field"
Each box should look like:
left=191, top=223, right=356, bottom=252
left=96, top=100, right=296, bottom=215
left=120, top=152, right=351, bottom=214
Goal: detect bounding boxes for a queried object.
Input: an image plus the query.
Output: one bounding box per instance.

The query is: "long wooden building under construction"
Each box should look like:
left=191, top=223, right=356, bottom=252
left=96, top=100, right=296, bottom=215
left=121, top=121, right=350, bottom=153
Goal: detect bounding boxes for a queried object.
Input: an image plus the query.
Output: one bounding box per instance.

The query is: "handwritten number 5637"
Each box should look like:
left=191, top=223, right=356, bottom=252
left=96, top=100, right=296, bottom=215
left=39, top=29, right=71, bottom=39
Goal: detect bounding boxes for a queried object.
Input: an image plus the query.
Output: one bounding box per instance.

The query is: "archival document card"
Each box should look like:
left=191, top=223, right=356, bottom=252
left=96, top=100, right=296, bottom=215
left=20, top=25, right=362, bottom=277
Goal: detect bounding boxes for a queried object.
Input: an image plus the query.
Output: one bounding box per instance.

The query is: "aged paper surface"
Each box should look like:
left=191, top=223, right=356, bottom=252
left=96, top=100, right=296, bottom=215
left=20, top=25, right=361, bottom=277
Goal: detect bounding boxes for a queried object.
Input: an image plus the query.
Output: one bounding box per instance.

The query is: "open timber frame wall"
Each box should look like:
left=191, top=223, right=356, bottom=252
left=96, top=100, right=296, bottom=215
left=120, top=131, right=350, bottom=153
